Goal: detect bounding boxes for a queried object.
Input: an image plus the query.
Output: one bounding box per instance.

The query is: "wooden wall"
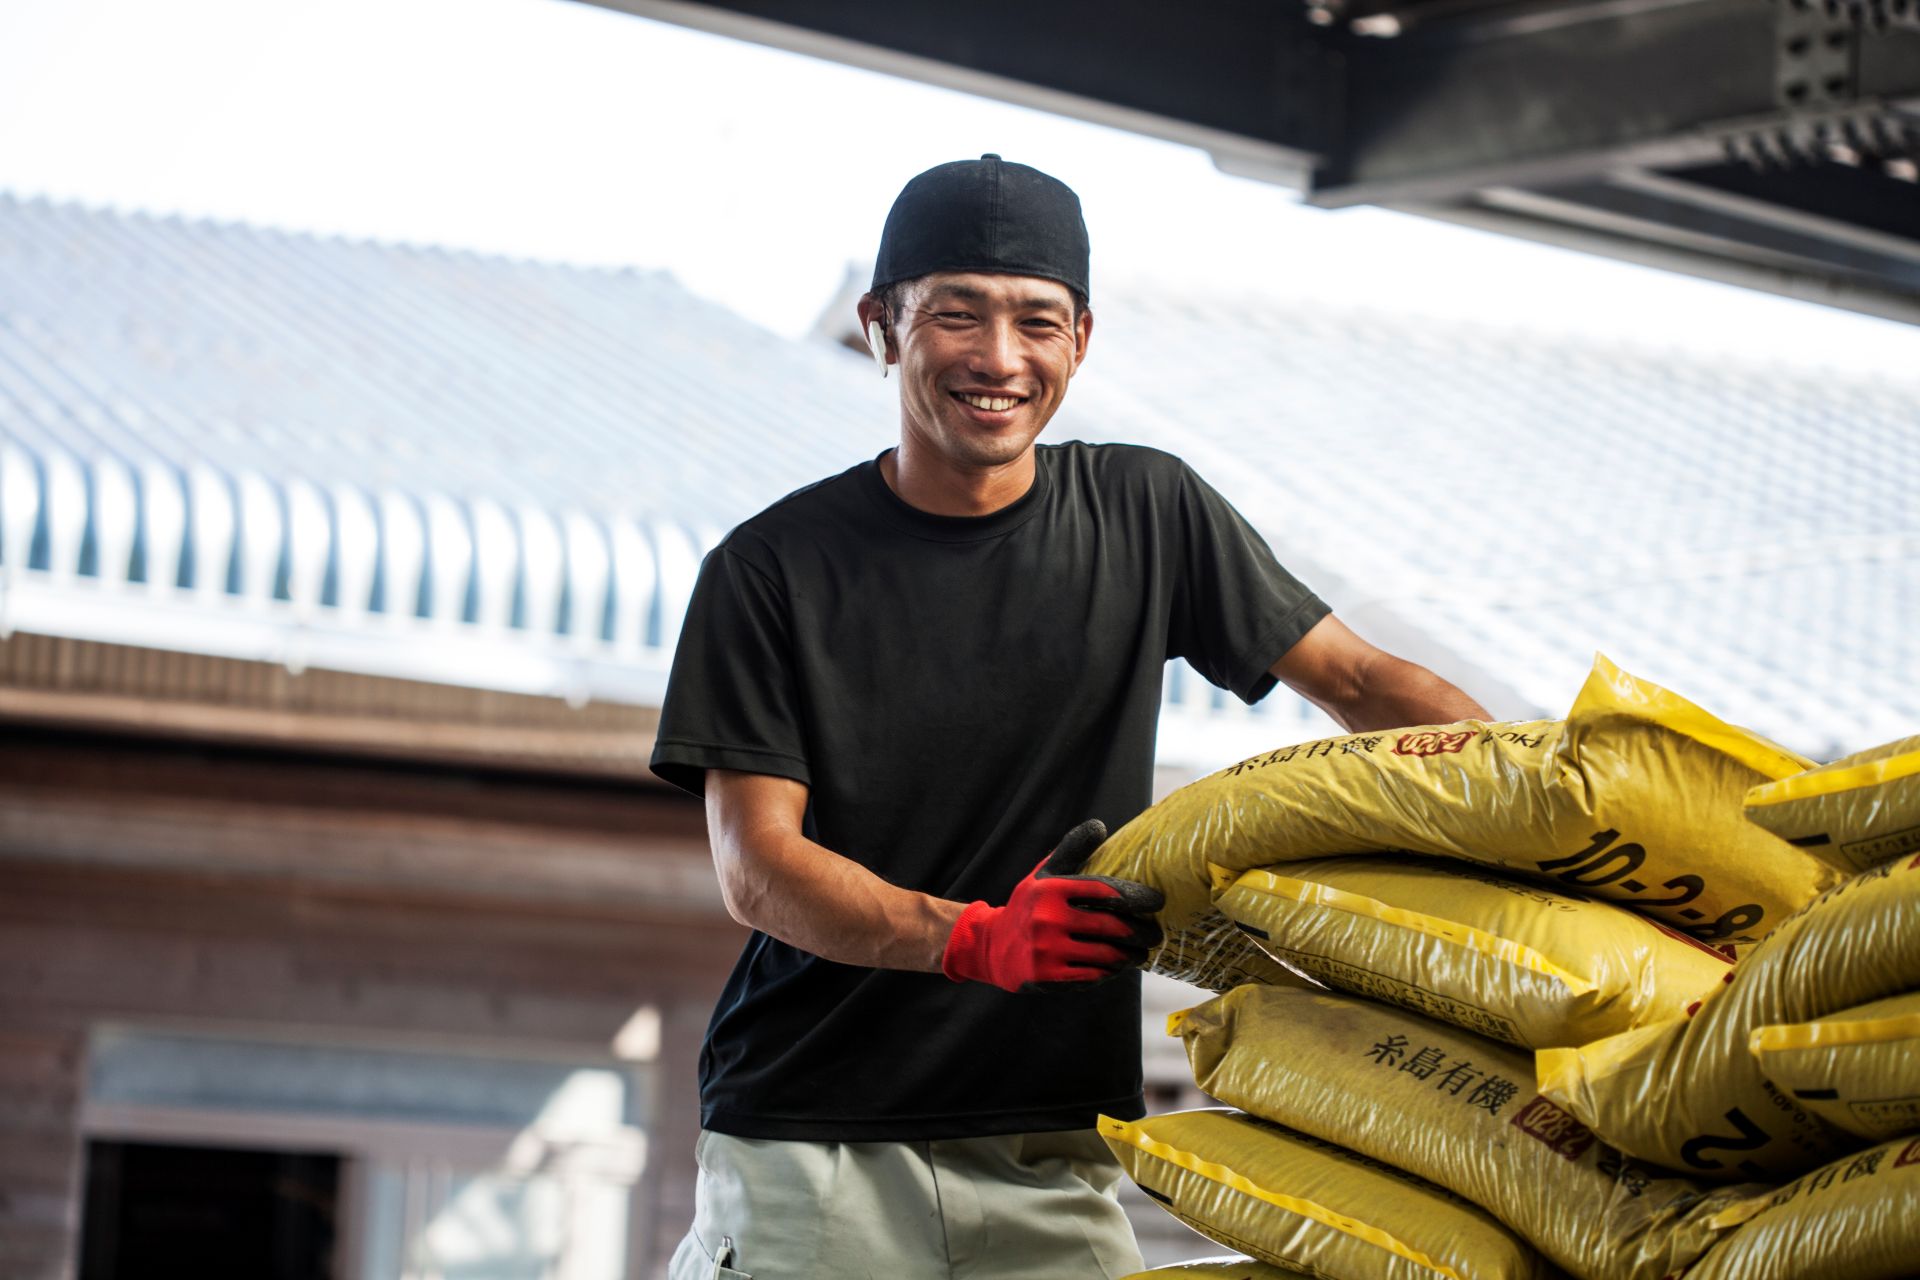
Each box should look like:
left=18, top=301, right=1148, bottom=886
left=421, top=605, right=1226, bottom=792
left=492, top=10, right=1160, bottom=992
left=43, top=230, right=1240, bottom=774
left=0, top=730, right=742, bottom=1280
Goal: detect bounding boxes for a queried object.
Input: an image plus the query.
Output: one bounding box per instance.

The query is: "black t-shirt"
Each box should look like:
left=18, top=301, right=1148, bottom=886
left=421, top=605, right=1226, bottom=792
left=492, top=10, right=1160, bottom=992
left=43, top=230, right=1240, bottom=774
left=650, top=441, right=1328, bottom=1141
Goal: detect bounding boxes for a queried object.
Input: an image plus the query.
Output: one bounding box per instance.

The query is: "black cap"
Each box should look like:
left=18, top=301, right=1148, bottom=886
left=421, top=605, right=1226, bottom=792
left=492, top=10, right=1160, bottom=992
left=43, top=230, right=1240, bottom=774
left=871, top=154, right=1090, bottom=302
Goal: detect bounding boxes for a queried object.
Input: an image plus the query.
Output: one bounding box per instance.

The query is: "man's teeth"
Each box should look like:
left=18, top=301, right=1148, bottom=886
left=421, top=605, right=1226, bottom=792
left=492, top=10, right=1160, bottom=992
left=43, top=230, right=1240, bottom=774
left=957, top=393, right=1022, bottom=411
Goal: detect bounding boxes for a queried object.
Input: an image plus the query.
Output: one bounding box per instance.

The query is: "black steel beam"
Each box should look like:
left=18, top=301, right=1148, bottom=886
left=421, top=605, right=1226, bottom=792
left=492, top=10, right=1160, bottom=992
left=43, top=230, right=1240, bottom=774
left=1400, top=195, right=1920, bottom=324
left=1479, top=176, right=1920, bottom=280
left=1315, top=0, right=1920, bottom=206
left=1634, top=162, right=1920, bottom=258
left=576, top=0, right=1920, bottom=323
left=574, top=0, right=1343, bottom=172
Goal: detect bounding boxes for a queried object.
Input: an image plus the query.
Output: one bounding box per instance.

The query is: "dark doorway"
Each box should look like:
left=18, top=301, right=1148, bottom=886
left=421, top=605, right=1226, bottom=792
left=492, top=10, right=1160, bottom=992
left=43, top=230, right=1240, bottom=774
left=79, top=1140, right=340, bottom=1280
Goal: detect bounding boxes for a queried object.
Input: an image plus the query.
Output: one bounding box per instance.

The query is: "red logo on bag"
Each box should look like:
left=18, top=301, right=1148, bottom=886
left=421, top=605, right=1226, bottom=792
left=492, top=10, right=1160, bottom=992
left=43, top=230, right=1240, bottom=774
left=1511, top=1096, right=1596, bottom=1161
left=1394, top=730, right=1475, bottom=757
left=1896, top=1139, right=1920, bottom=1168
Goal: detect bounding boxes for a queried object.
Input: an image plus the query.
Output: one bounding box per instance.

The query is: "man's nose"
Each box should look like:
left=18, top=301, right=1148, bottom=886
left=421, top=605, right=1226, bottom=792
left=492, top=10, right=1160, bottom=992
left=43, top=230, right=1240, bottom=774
left=969, top=319, right=1023, bottom=381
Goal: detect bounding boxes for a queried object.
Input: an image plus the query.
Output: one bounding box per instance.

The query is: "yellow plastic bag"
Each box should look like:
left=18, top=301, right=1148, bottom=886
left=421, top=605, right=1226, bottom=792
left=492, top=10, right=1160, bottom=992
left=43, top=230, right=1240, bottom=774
left=1121, top=1259, right=1308, bottom=1280
left=1537, top=852, right=1920, bottom=1181
left=1679, top=1134, right=1920, bottom=1280
left=1214, top=856, right=1732, bottom=1048
left=1173, top=984, right=1756, bottom=1280
left=1744, top=734, right=1920, bottom=871
left=1087, top=655, right=1833, bottom=989
left=1748, top=990, right=1920, bottom=1142
left=1100, top=1108, right=1551, bottom=1280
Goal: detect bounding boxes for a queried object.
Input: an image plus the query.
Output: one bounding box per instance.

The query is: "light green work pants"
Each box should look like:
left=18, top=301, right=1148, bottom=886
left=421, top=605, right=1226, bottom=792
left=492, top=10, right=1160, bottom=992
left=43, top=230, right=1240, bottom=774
left=666, top=1127, right=1146, bottom=1279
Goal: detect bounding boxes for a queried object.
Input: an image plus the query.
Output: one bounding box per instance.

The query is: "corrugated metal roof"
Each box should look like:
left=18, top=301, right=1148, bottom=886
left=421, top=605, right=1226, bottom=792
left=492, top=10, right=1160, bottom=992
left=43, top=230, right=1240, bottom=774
left=1055, top=287, right=1920, bottom=759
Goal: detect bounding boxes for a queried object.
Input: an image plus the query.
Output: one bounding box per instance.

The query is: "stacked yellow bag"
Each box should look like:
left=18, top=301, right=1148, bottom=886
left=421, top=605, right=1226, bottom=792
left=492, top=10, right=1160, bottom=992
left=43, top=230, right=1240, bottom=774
left=1746, top=990, right=1920, bottom=1141
left=1168, top=984, right=1755, bottom=1280
left=1743, top=733, right=1920, bottom=870
left=1213, top=855, right=1732, bottom=1048
left=1537, top=852, right=1920, bottom=1180
left=1088, top=656, right=1840, bottom=990
left=1678, top=1134, right=1920, bottom=1279
left=1099, top=1108, right=1554, bottom=1279
left=1094, top=660, right=1918, bottom=1278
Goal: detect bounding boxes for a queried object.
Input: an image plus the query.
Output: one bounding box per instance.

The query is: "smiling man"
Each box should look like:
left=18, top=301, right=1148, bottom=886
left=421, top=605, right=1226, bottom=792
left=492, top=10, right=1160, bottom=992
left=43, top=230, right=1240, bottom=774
left=650, top=155, right=1489, bottom=1279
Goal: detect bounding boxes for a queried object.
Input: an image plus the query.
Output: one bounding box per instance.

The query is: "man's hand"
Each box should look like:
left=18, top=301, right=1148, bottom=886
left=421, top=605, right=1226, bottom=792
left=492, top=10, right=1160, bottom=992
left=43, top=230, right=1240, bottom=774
left=706, top=773, right=1160, bottom=981
left=940, top=820, right=1164, bottom=993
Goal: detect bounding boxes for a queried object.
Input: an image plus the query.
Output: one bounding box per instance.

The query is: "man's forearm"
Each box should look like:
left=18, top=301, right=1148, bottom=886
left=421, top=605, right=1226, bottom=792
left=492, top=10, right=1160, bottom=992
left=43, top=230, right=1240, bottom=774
left=1270, top=615, right=1492, bottom=736
left=1331, top=650, right=1491, bottom=733
left=716, top=824, right=966, bottom=972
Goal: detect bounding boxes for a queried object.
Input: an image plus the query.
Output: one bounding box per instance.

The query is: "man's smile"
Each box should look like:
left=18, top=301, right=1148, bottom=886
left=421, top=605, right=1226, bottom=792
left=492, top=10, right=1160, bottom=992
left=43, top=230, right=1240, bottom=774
left=951, top=391, right=1029, bottom=413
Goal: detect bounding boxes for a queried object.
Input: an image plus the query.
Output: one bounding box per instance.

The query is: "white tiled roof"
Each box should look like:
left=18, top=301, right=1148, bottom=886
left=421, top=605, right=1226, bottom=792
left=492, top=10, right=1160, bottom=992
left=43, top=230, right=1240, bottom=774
left=6, top=190, right=1914, bottom=763
left=1056, top=286, right=1920, bottom=759
left=0, top=193, right=891, bottom=705
left=0, top=193, right=1324, bottom=760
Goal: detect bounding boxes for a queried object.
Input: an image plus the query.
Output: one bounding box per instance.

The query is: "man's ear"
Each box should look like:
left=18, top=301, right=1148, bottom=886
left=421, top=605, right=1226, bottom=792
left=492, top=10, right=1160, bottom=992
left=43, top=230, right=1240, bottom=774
left=855, top=292, right=894, bottom=373
left=1072, top=306, right=1094, bottom=372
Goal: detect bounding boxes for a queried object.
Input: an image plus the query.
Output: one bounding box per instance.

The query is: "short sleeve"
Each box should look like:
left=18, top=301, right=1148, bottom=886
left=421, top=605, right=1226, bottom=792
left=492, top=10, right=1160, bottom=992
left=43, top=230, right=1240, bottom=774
left=1167, top=463, right=1330, bottom=704
left=649, top=543, right=811, bottom=796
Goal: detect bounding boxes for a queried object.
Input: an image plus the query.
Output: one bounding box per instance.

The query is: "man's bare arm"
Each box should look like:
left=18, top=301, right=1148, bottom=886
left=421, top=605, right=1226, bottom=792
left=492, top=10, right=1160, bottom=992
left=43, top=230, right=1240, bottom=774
left=1270, top=614, right=1491, bottom=733
left=705, top=768, right=965, bottom=971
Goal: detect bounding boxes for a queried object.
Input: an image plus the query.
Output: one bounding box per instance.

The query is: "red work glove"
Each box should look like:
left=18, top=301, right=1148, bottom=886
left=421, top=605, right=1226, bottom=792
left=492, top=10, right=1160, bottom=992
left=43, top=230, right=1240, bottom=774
left=941, top=820, right=1165, bottom=993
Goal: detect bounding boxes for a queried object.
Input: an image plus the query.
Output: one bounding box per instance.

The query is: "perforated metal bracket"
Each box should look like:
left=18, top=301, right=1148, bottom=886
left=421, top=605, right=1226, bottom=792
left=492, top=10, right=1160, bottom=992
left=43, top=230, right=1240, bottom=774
left=1777, top=0, right=1860, bottom=110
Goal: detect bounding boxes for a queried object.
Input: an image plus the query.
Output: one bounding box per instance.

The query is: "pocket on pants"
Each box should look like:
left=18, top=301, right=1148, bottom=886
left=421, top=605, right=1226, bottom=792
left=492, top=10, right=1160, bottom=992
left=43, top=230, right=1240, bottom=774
left=667, top=1227, right=752, bottom=1280
left=710, top=1234, right=752, bottom=1280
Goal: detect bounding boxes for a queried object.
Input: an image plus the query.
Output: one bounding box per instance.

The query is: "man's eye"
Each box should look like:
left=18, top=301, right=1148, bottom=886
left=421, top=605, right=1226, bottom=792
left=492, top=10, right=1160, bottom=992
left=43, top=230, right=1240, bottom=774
left=937, top=311, right=974, bottom=321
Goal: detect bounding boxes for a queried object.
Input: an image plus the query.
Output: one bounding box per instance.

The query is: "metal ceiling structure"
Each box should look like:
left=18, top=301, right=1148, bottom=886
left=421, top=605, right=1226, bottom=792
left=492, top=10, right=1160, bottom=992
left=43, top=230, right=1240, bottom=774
left=581, top=0, right=1920, bottom=325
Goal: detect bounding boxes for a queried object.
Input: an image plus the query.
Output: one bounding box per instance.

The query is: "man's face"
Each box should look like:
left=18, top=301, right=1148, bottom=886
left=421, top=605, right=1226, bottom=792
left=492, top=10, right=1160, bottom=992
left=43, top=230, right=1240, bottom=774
left=884, top=272, right=1092, bottom=471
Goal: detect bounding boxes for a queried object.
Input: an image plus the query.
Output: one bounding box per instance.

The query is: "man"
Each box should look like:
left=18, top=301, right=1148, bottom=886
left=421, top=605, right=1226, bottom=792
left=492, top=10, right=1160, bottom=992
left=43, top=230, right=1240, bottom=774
left=651, top=155, right=1489, bottom=1279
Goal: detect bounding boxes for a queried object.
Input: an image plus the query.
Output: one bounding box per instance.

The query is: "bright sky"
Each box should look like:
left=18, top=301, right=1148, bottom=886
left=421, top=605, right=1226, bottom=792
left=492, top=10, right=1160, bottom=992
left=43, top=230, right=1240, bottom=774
left=2, top=0, right=1915, bottom=371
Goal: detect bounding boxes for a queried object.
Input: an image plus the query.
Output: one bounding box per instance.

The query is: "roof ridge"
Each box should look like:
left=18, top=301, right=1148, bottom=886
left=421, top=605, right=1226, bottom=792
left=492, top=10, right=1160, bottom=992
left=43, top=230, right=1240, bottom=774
left=0, top=186, right=685, bottom=290
left=1093, top=274, right=1920, bottom=391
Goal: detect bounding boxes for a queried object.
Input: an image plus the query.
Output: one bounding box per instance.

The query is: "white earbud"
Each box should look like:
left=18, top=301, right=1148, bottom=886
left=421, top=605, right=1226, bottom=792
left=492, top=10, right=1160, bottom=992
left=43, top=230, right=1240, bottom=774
left=866, top=318, right=890, bottom=379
